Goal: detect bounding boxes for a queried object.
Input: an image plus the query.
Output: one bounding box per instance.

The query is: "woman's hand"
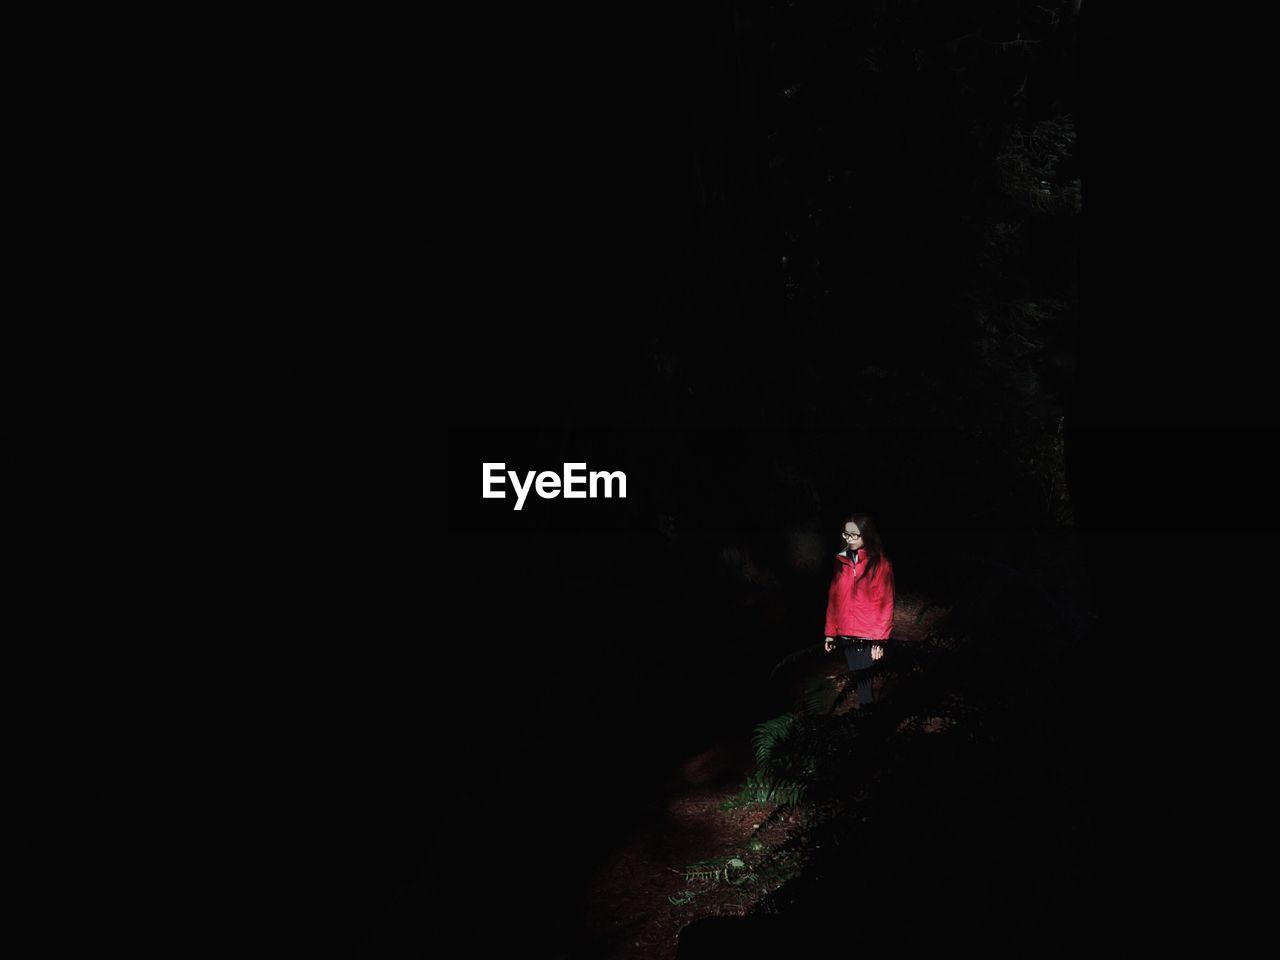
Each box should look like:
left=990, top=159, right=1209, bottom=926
left=871, top=644, right=883, bottom=661
left=824, top=637, right=835, bottom=652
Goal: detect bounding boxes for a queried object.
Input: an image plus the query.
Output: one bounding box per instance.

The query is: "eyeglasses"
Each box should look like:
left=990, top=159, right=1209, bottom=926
left=841, top=532, right=863, bottom=541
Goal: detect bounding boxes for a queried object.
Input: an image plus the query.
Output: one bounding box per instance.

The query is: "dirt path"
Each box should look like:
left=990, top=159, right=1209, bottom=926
left=578, top=727, right=790, bottom=960
left=579, top=598, right=946, bottom=960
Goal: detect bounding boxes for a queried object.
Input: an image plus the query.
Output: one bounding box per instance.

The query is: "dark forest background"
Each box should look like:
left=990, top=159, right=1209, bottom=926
left=432, top=1, right=1107, bottom=955
left=368, top=2, right=1181, bottom=956
left=16, top=1, right=1216, bottom=956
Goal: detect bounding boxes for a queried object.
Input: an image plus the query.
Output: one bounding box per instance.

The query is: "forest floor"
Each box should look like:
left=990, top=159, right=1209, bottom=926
left=578, top=596, right=950, bottom=960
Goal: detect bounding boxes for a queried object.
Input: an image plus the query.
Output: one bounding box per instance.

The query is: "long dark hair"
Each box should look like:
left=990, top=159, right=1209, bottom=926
left=841, top=512, right=887, bottom=586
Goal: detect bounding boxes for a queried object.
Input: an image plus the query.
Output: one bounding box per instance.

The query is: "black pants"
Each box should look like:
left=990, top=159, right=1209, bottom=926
left=839, top=636, right=875, bottom=706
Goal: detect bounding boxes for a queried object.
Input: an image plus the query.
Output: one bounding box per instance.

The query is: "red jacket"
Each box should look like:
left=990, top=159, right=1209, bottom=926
left=824, top=548, right=895, bottom=640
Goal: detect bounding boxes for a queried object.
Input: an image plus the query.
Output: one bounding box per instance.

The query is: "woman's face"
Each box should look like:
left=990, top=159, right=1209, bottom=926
left=842, top=521, right=863, bottom=551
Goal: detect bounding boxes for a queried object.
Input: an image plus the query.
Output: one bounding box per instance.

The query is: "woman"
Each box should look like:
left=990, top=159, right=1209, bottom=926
left=823, top=513, right=895, bottom=709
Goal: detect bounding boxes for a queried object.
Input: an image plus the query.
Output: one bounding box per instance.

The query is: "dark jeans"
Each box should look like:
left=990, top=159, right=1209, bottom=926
left=840, top=637, right=875, bottom=706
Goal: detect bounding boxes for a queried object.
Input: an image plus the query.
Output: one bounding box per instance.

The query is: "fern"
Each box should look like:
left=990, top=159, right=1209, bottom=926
left=767, top=778, right=805, bottom=806
left=678, top=856, right=756, bottom=889
left=752, top=714, right=799, bottom=767
left=720, top=771, right=807, bottom=809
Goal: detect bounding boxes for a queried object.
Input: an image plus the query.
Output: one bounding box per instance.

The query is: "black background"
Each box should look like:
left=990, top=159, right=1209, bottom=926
left=304, top=3, right=1189, bottom=956
left=17, top=2, right=1217, bottom=956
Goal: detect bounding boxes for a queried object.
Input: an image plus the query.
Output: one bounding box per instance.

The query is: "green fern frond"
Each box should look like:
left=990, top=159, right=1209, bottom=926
left=681, top=856, right=755, bottom=889
left=767, top=778, right=805, bottom=806
left=684, top=864, right=722, bottom=883
left=752, top=714, right=799, bottom=766
left=722, top=769, right=810, bottom=810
